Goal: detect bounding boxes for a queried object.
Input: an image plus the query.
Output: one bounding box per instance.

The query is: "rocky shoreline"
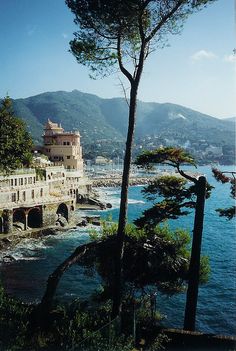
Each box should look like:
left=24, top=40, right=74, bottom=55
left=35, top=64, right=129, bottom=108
left=0, top=175, right=159, bottom=255
left=0, top=226, right=70, bottom=252
left=0, top=211, right=98, bottom=253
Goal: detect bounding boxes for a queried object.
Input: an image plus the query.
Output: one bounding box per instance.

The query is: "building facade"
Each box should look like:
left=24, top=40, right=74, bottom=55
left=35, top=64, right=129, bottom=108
left=43, top=119, right=83, bottom=173
left=0, top=120, right=91, bottom=234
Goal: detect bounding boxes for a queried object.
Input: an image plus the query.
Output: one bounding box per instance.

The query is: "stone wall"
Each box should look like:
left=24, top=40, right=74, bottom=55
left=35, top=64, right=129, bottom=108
left=0, top=200, right=75, bottom=235
left=1, top=209, right=13, bottom=234
left=42, top=203, right=58, bottom=227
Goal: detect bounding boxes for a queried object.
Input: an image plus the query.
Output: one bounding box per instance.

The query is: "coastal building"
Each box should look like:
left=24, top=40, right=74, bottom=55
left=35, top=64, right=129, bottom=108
left=43, top=119, right=83, bottom=173
left=0, top=120, right=91, bottom=234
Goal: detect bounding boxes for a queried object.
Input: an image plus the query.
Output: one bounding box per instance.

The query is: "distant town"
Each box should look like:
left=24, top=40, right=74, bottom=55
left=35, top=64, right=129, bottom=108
left=83, top=134, right=235, bottom=166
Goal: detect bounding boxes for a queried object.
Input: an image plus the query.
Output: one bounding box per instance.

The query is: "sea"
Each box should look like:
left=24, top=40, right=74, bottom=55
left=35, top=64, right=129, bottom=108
left=0, top=165, right=235, bottom=336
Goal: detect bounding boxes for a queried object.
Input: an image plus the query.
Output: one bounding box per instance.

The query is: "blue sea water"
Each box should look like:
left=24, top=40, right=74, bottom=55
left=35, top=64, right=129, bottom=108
left=0, top=166, right=235, bottom=335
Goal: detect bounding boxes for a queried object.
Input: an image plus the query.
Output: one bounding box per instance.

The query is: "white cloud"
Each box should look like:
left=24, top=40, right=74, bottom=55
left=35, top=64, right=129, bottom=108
left=191, top=50, right=217, bottom=61
left=224, top=54, right=236, bottom=63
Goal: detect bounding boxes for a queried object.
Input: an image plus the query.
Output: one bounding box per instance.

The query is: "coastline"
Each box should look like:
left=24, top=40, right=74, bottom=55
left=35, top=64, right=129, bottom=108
left=0, top=169, right=235, bottom=338
left=0, top=173, right=182, bottom=252
left=0, top=225, right=75, bottom=253
left=0, top=207, right=102, bottom=256
left=0, top=170, right=199, bottom=254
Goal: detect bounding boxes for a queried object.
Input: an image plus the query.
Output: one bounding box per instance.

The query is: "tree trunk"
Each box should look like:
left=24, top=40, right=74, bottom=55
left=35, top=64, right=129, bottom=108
left=111, top=82, right=139, bottom=318
left=184, top=176, right=206, bottom=331
left=31, top=240, right=101, bottom=329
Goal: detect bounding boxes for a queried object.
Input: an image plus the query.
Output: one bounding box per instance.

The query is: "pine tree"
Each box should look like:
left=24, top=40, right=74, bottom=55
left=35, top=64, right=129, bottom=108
left=0, top=96, right=33, bottom=174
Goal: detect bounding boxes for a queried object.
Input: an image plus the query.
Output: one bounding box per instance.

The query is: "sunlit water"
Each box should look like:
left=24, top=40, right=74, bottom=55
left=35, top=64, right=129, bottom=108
left=0, top=166, right=235, bottom=335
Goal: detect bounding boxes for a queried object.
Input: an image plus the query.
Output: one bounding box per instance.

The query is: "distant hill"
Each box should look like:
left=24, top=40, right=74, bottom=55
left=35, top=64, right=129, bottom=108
left=224, top=116, right=236, bottom=122
left=10, top=90, right=234, bottom=150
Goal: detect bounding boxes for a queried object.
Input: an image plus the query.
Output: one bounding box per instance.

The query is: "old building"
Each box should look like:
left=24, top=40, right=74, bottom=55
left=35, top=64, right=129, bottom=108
left=43, top=119, right=83, bottom=172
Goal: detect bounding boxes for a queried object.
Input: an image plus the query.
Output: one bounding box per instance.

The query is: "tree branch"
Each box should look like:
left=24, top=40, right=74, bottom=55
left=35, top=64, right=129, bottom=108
left=118, top=78, right=130, bottom=107
left=177, top=165, right=197, bottom=184
left=39, top=240, right=102, bottom=313
left=117, top=33, right=133, bottom=83
left=145, top=0, right=185, bottom=43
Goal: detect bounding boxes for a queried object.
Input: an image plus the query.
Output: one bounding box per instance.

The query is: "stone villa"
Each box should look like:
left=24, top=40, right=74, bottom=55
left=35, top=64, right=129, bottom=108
left=43, top=119, right=84, bottom=172
left=0, top=120, right=91, bottom=234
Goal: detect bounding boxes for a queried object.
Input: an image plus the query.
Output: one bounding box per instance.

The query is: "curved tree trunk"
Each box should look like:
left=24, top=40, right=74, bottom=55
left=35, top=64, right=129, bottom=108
left=31, top=240, right=102, bottom=329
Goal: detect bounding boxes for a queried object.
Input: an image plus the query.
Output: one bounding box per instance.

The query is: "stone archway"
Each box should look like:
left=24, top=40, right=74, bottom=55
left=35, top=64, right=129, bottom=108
left=28, top=207, right=42, bottom=228
left=77, top=193, right=85, bottom=204
left=56, top=203, right=68, bottom=222
left=13, top=209, right=26, bottom=230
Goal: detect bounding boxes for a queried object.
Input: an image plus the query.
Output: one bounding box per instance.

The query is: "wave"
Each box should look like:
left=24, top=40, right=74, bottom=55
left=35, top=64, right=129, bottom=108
left=0, top=239, right=49, bottom=264
left=0, top=228, right=92, bottom=265
left=94, top=187, right=146, bottom=209
left=128, top=199, right=145, bottom=204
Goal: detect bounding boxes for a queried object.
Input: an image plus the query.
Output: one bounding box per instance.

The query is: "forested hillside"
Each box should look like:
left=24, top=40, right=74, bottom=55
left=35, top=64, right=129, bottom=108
left=10, top=90, right=235, bottom=162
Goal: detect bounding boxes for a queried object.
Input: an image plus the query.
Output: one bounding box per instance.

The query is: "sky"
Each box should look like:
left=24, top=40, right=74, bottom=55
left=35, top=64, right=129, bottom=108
left=0, top=0, right=235, bottom=119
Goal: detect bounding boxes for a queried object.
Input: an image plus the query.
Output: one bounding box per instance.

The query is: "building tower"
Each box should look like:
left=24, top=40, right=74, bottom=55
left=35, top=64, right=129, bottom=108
left=43, top=119, right=83, bottom=174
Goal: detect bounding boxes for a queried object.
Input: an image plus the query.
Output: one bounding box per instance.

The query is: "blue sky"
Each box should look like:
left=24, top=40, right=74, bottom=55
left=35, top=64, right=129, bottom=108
left=0, top=0, right=235, bottom=118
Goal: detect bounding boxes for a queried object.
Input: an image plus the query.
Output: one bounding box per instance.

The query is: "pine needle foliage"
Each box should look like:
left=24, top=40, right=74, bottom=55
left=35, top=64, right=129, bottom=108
left=212, top=168, right=236, bottom=220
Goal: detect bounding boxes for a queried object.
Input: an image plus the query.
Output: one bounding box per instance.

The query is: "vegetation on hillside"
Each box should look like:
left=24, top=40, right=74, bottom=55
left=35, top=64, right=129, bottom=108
left=12, top=90, right=235, bottom=164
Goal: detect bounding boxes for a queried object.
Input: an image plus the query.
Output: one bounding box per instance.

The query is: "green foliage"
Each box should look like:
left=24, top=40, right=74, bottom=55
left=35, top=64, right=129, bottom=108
left=66, top=0, right=141, bottom=77
left=134, top=147, right=212, bottom=229
left=216, top=206, right=235, bottom=220
left=135, top=200, right=190, bottom=229
left=0, top=282, right=30, bottom=350
left=12, top=91, right=235, bottom=159
left=0, top=284, right=168, bottom=351
left=134, top=175, right=196, bottom=229
left=142, top=176, right=188, bottom=201
left=66, top=0, right=216, bottom=79
left=89, top=214, right=210, bottom=298
left=0, top=225, right=209, bottom=351
left=212, top=168, right=236, bottom=220
left=135, top=146, right=196, bottom=170
left=0, top=96, right=33, bottom=174
left=199, top=256, right=211, bottom=284
left=0, top=284, right=127, bottom=350
left=35, top=167, right=46, bottom=181
left=85, top=223, right=202, bottom=295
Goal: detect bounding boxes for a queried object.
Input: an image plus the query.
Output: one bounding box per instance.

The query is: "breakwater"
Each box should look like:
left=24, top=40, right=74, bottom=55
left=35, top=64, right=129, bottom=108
left=92, top=176, right=155, bottom=187
left=91, top=170, right=189, bottom=188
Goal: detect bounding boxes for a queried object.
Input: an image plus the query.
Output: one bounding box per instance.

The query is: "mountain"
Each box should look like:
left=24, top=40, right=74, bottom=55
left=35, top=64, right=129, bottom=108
left=224, top=117, right=236, bottom=122
left=12, top=90, right=124, bottom=145
left=11, top=90, right=235, bottom=152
